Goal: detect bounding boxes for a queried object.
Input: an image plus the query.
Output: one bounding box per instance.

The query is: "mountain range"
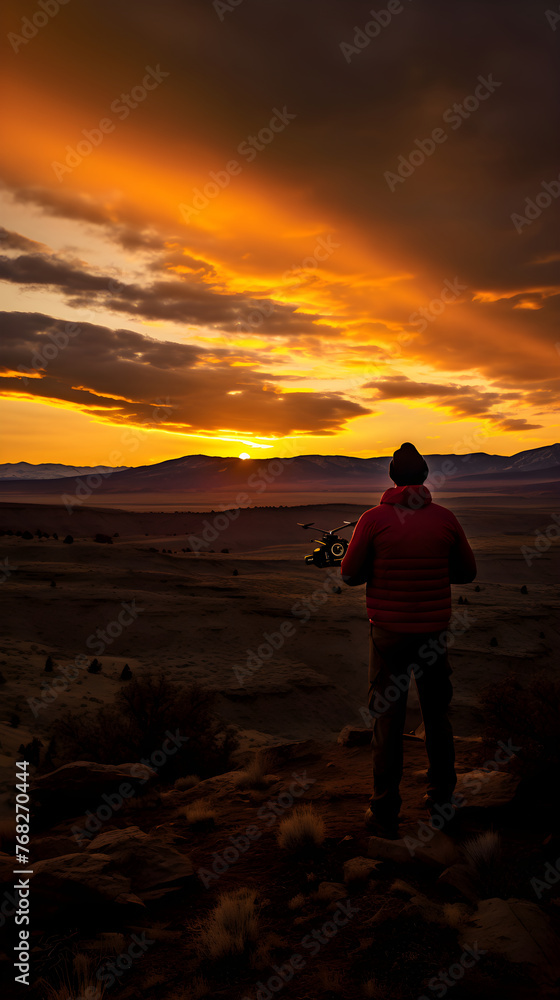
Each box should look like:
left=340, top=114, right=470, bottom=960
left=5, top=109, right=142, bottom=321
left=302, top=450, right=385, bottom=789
left=0, top=444, right=558, bottom=496
left=0, top=462, right=129, bottom=480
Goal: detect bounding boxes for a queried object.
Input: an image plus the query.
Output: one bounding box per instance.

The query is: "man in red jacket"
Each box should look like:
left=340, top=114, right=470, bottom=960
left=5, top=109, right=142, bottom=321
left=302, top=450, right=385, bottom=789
left=341, top=442, right=477, bottom=839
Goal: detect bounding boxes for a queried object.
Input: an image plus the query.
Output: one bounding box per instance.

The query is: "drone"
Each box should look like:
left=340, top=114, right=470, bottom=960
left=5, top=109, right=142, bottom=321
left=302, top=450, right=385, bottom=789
left=297, top=519, right=358, bottom=568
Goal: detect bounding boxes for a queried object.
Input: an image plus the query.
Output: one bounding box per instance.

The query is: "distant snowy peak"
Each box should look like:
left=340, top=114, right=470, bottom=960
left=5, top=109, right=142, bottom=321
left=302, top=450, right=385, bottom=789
left=0, top=462, right=129, bottom=480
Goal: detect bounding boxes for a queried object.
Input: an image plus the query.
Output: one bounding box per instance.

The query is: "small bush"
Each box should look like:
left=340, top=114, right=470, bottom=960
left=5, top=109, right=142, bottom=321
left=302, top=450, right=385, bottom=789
left=174, top=774, right=201, bottom=790
left=45, top=655, right=54, bottom=672
left=447, top=831, right=513, bottom=900
left=39, top=951, right=106, bottom=1000
left=22, top=530, right=33, bottom=540
left=234, top=753, right=274, bottom=791
left=198, top=888, right=259, bottom=959
left=87, top=658, right=102, bottom=674
left=120, top=663, right=132, bottom=680
left=63, top=535, right=73, bottom=544
left=9, top=712, right=20, bottom=728
left=51, top=675, right=238, bottom=783
left=182, top=801, right=217, bottom=828
left=277, top=805, right=326, bottom=852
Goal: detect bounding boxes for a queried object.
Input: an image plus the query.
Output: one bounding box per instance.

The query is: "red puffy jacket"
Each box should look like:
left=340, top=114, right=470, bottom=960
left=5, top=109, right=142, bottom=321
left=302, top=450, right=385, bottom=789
left=340, top=484, right=476, bottom=632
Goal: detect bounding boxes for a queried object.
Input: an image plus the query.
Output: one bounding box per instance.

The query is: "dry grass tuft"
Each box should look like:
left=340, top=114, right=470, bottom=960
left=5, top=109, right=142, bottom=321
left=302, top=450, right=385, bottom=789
left=174, top=774, right=201, bottom=791
left=40, top=953, right=105, bottom=1000
left=198, top=887, right=260, bottom=959
left=276, top=805, right=326, bottom=852
left=288, top=893, right=306, bottom=910
left=363, top=979, right=382, bottom=997
left=233, top=752, right=275, bottom=790
left=461, top=830, right=505, bottom=896
left=182, top=801, right=217, bottom=828
left=442, top=902, right=471, bottom=929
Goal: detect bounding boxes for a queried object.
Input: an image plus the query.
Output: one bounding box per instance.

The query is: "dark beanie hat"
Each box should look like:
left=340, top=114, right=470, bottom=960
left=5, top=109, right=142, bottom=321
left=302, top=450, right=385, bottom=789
left=389, top=442, right=429, bottom=485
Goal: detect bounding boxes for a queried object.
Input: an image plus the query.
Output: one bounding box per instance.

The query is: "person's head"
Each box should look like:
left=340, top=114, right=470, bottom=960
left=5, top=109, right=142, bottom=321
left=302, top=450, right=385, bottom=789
left=389, top=442, right=429, bottom=486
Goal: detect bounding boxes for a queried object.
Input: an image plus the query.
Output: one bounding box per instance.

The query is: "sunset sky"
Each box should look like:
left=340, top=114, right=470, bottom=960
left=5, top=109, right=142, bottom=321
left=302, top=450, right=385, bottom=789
left=1, top=0, right=559, bottom=465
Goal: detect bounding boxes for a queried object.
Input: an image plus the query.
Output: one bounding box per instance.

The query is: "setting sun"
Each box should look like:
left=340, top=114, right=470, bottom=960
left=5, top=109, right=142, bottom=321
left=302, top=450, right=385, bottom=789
left=239, top=452, right=251, bottom=460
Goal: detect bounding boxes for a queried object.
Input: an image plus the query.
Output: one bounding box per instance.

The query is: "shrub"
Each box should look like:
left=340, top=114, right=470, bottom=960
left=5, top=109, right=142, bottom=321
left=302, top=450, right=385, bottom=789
left=22, top=530, right=33, bottom=540
left=63, top=535, right=73, bottom=544
left=87, top=658, right=102, bottom=674
left=174, top=774, right=201, bottom=790
left=51, top=675, right=238, bottom=783
left=45, top=655, right=54, bottom=672
left=9, top=712, right=20, bottom=728
left=182, top=801, right=217, bottom=828
left=120, top=663, right=132, bottom=680
left=277, top=805, right=326, bottom=852
left=0, top=671, right=6, bottom=685
left=198, top=888, right=259, bottom=959
left=233, top=752, right=274, bottom=790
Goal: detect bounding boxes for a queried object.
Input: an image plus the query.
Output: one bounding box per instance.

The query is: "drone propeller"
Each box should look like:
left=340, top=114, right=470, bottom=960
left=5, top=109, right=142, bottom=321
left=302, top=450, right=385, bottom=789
left=297, top=522, right=315, bottom=529
left=329, top=519, right=358, bottom=534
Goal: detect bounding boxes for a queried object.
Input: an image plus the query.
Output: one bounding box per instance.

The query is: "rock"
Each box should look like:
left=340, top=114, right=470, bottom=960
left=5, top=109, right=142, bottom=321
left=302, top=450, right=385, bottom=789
left=466, top=897, right=560, bottom=983
left=31, top=852, right=144, bottom=921
left=314, top=881, right=348, bottom=902
left=33, top=836, right=86, bottom=860
left=368, top=830, right=457, bottom=869
left=261, top=740, right=319, bottom=767
left=343, top=857, right=382, bottom=883
left=337, top=726, right=372, bottom=747
left=32, top=760, right=158, bottom=822
left=85, top=826, right=194, bottom=895
left=454, top=768, right=519, bottom=810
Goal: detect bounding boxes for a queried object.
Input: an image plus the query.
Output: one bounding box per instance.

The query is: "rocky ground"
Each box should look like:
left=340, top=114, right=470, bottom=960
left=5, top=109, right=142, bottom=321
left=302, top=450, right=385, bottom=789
left=1, top=734, right=560, bottom=998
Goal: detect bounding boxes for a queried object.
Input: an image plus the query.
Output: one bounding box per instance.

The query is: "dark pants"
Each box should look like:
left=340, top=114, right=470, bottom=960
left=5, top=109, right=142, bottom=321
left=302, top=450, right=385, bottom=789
left=367, top=623, right=456, bottom=824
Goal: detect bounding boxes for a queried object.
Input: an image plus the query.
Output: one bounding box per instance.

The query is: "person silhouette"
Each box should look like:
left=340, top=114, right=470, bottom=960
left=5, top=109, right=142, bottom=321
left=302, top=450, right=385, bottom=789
left=341, top=442, right=476, bottom=839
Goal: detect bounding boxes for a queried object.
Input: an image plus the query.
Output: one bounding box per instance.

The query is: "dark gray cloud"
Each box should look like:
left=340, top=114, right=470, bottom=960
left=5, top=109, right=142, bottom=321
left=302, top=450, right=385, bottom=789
left=0, top=311, right=370, bottom=435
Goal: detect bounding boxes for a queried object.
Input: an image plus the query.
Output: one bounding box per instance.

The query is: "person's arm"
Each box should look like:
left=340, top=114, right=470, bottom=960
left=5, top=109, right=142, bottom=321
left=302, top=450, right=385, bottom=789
left=449, top=515, right=477, bottom=584
left=340, top=513, right=373, bottom=586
